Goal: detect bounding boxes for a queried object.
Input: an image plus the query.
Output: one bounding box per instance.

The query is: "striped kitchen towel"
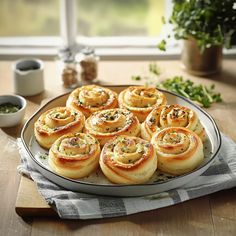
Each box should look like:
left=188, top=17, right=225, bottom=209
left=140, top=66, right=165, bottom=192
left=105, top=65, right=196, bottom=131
left=17, top=133, right=236, bottom=219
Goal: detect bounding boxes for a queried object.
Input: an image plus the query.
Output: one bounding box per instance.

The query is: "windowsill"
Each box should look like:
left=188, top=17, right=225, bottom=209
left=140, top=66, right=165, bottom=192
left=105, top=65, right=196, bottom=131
left=0, top=36, right=235, bottom=61
left=1, top=46, right=236, bottom=61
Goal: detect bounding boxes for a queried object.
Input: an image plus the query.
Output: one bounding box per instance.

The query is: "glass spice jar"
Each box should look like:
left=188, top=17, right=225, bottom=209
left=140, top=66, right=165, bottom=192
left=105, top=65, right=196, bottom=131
left=57, top=48, right=78, bottom=89
left=76, top=47, right=99, bottom=83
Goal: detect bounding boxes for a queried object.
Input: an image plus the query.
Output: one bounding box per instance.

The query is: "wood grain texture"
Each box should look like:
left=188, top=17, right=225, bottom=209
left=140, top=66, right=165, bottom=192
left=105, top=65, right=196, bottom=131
left=0, top=171, right=32, bottom=236
left=0, top=59, right=236, bottom=235
left=210, top=188, right=236, bottom=220
left=29, top=197, right=213, bottom=236
left=15, top=176, right=57, bottom=217
left=212, top=216, right=236, bottom=236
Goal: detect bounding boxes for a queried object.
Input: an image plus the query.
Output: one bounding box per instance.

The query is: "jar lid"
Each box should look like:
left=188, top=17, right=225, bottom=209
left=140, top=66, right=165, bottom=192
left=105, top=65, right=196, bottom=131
left=81, top=47, right=95, bottom=55
left=58, top=47, right=74, bottom=62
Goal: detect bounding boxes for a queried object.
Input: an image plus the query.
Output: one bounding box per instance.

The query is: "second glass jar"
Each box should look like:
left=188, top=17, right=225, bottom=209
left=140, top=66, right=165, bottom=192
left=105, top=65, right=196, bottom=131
left=76, top=47, right=99, bottom=83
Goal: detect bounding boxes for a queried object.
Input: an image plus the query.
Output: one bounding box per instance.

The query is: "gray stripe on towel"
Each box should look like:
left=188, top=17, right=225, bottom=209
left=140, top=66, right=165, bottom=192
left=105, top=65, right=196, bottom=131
left=169, top=190, right=181, bottom=204
left=99, top=198, right=127, bottom=218
left=55, top=199, right=81, bottom=219
left=201, top=163, right=232, bottom=176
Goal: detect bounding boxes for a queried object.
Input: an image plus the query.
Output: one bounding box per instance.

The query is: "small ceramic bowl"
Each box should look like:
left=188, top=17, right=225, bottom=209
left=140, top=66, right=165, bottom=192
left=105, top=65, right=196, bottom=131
left=0, top=95, right=27, bottom=127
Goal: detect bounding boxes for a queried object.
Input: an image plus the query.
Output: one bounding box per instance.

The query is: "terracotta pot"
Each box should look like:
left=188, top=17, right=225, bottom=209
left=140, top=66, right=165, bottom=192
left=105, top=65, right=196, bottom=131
left=181, top=38, right=222, bottom=76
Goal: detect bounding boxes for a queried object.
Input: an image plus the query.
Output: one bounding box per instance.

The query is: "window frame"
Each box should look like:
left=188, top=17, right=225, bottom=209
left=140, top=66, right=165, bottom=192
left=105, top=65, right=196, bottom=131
left=0, top=0, right=235, bottom=60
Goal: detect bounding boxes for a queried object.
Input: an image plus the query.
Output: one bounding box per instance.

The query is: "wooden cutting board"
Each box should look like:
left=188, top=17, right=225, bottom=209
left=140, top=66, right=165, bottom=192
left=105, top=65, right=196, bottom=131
left=15, top=176, right=58, bottom=217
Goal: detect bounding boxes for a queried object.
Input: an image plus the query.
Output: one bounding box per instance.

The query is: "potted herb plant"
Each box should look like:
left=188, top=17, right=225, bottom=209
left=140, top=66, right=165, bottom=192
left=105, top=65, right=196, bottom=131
left=159, top=0, right=236, bottom=75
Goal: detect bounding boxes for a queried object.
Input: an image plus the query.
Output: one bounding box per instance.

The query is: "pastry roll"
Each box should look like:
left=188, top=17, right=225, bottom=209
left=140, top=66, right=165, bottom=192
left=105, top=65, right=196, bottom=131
left=34, top=107, right=85, bottom=149
left=151, top=127, right=204, bottom=175
left=118, top=86, right=167, bottom=122
left=66, top=85, right=118, bottom=118
left=141, top=104, right=206, bottom=141
left=48, top=133, right=100, bottom=179
left=100, top=135, right=157, bottom=184
left=84, top=108, right=140, bottom=146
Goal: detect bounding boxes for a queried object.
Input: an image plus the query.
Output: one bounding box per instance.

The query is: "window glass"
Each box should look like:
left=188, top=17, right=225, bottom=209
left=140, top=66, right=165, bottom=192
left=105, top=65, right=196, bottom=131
left=76, top=0, right=166, bottom=37
left=0, top=0, right=60, bottom=36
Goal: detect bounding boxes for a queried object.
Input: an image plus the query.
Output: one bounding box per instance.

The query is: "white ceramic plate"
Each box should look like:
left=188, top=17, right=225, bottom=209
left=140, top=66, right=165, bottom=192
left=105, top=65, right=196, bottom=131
left=21, top=85, right=221, bottom=196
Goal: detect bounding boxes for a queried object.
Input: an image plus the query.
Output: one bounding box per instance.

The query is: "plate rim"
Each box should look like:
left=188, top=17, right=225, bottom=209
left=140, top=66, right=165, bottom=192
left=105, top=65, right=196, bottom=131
left=21, top=85, right=222, bottom=188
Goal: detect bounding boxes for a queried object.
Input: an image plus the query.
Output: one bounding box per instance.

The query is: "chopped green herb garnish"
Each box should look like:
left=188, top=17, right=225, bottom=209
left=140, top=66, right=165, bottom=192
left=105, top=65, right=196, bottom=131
left=131, top=76, right=142, bottom=81
left=39, top=153, right=48, bottom=160
left=157, top=76, right=222, bottom=108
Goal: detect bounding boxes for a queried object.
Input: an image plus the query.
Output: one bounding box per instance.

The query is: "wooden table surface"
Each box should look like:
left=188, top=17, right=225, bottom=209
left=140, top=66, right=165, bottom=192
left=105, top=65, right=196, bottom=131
left=1, top=59, right=236, bottom=236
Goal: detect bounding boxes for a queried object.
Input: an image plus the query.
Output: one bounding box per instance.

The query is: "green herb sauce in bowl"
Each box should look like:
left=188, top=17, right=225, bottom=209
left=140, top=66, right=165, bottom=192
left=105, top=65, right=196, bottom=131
left=0, top=95, right=26, bottom=127
left=0, top=102, right=21, bottom=114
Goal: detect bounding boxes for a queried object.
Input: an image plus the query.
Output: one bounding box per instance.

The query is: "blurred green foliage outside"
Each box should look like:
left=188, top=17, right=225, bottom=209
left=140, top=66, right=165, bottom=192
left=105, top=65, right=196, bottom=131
left=0, top=0, right=165, bottom=37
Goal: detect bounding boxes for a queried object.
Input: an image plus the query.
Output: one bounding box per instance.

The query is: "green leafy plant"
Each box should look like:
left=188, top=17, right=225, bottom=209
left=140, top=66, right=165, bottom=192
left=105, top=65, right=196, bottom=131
left=158, top=0, right=236, bottom=52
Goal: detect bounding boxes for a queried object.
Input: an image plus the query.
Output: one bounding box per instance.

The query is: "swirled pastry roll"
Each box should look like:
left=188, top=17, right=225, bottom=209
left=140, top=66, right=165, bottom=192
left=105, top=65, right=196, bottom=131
left=151, top=127, right=204, bottom=175
left=118, top=86, right=167, bottom=122
left=34, top=107, right=85, bottom=149
left=66, top=85, right=118, bottom=118
left=48, top=133, right=100, bottom=179
left=84, top=108, right=140, bottom=146
left=141, top=104, right=206, bottom=141
left=100, top=135, right=157, bottom=184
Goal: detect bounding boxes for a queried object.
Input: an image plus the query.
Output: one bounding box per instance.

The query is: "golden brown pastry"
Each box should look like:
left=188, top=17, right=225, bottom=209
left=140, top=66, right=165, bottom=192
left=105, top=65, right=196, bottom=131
left=48, top=133, right=100, bottom=179
left=66, top=85, right=118, bottom=118
left=118, top=86, right=167, bottom=122
left=100, top=135, right=157, bottom=184
left=34, top=107, right=85, bottom=149
left=141, top=104, right=206, bottom=141
left=151, top=127, right=204, bottom=175
left=84, top=108, right=140, bottom=146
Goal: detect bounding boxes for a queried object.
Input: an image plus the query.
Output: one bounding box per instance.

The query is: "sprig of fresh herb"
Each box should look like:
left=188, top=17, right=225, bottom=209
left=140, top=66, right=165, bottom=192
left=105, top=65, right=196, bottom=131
left=156, top=76, right=222, bottom=108
left=130, top=63, right=222, bottom=108
left=149, top=63, right=161, bottom=76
